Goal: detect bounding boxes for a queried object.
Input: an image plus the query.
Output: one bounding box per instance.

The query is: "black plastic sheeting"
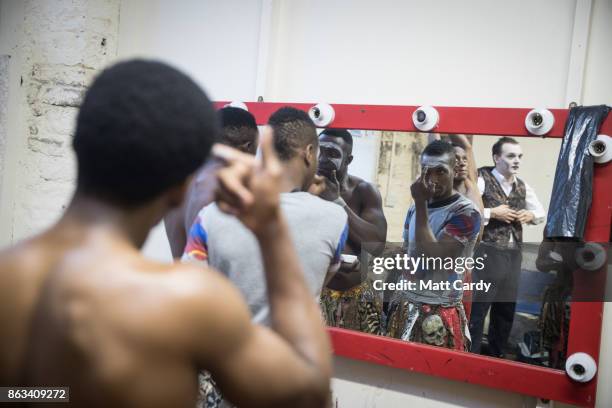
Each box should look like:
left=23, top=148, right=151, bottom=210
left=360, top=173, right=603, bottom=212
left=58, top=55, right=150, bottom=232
left=545, top=105, right=610, bottom=239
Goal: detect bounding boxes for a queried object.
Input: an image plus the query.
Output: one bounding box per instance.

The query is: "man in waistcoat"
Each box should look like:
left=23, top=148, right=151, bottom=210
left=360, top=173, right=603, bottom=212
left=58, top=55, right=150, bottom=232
left=469, top=137, right=546, bottom=357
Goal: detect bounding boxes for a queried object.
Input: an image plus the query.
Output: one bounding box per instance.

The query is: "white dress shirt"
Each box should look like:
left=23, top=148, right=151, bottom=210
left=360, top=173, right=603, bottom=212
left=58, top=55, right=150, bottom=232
left=477, top=168, right=546, bottom=239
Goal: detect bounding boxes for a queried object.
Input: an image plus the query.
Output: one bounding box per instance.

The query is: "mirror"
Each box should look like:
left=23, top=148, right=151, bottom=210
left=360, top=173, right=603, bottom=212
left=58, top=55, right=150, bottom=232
left=317, top=129, right=579, bottom=369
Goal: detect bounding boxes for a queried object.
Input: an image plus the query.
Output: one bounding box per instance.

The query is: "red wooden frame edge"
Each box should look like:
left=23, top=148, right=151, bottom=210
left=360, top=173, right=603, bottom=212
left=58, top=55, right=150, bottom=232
left=214, top=101, right=612, bottom=137
left=214, top=101, right=611, bottom=407
left=329, top=327, right=596, bottom=406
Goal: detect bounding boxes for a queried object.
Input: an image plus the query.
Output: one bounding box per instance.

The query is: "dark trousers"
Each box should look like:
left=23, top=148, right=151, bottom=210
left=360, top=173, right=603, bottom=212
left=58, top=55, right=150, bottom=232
left=469, top=244, right=522, bottom=357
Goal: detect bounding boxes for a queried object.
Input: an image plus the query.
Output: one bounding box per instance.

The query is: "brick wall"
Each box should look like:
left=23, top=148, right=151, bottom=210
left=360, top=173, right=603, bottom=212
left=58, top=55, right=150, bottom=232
left=375, top=132, right=426, bottom=242
left=8, top=0, right=120, bottom=242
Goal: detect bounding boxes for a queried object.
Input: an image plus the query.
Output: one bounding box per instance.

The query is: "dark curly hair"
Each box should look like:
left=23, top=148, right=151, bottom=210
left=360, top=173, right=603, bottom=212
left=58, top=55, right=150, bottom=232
left=267, top=107, right=317, bottom=161
left=73, top=59, right=218, bottom=207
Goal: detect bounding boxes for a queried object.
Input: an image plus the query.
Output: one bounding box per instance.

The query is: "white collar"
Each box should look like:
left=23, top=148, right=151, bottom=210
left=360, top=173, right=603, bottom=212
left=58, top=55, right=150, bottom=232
left=492, top=167, right=516, bottom=186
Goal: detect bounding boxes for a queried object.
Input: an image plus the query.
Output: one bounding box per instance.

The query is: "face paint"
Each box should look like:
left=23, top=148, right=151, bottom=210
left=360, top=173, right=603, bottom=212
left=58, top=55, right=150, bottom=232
left=318, top=141, right=344, bottom=176
left=420, top=154, right=454, bottom=198
left=421, top=154, right=451, bottom=168
left=495, top=143, right=522, bottom=177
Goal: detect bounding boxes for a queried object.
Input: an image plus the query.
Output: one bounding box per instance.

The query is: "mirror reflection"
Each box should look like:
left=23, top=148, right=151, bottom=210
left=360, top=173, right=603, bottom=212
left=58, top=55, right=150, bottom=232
left=317, top=129, right=568, bottom=368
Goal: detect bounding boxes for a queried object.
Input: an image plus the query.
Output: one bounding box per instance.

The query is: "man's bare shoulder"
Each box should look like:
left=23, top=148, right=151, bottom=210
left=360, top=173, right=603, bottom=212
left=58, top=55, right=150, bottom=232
left=0, top=235, right=62, bottom=382
left=142, top=262, right=252, bottom=366
left=349, top=174, right=382, bottom=200
left=156, top=262, right=240, bottom=303
left=144, top=262, right=251, bottom=340
left=0, top=235, right=54, bottom=286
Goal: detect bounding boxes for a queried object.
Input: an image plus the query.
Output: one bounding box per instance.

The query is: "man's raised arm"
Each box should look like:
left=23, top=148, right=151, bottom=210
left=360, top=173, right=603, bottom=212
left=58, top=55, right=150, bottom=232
left=344, top=182, right=387, bottom=255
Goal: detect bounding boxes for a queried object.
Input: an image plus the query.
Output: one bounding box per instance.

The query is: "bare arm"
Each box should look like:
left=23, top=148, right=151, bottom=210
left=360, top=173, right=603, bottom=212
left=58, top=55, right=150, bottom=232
left=448, top=134, right=478, bottom=183
left=427, top=133, right=441, bottom=144
left=183, top=160, right=222, bottom=231
left=163, top=205, right=187, bottom=259
left=343, top=182, right=387, bottom=255
left=409, top=177, right=476, bottom=259
left=412, top=199, right=464, bottom=259
left=192, top=217, right=330, bottom=408
left=463, top=179, right=484, bottom=241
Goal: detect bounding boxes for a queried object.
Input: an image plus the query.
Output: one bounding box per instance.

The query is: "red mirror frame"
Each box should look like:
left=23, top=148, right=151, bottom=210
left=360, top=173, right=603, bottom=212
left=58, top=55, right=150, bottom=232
left=214, top=101, right=612, bottom=407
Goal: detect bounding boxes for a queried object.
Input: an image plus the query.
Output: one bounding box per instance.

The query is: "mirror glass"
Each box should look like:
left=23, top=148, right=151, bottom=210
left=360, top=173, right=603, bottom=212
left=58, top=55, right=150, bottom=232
left=318, top=130, right=579, bottom=369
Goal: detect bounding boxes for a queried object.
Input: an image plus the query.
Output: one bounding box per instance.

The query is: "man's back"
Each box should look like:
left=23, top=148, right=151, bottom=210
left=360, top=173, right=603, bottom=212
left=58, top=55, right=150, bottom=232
left=0, top=226, right=219, bottom=408
left=0, top=61, right=333, bottom=408
left=184, top=192, right=348, bottom=323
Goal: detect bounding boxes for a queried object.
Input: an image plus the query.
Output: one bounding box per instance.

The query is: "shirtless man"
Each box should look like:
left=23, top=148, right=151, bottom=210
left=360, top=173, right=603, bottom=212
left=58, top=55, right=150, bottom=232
left=317, top=129, right=387, bottom=334
left=164, top=107, right=258, bottom=258
left=0, top=60, right=331, bottom=408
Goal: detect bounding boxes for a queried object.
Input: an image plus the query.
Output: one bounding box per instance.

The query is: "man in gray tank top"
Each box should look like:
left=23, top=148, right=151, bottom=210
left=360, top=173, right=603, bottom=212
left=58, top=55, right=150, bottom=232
left=183, top=107, right=348, bottom=323
left=183, top=107, right=347, bottom=408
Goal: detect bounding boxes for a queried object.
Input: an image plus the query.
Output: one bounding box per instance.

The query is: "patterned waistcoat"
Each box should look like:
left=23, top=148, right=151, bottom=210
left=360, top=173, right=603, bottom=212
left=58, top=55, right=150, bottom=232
left=479, top=166, right=526, bottom=244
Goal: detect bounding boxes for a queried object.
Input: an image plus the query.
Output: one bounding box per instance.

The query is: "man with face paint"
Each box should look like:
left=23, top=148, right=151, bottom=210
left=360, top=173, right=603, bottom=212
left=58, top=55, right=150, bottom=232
left=432, top=134, right=484, bottom=320
left=427, top=134, right=483, bottom=215
left=385, top=141, right=481, bottom=350
left=469, top=137, right=545, bottom=357
left=317, top=129, right=387, bottom=335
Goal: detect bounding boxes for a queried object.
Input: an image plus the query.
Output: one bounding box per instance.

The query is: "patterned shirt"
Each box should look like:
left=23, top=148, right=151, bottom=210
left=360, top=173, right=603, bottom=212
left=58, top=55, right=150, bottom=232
left=402, top=193, right=481, bottom=305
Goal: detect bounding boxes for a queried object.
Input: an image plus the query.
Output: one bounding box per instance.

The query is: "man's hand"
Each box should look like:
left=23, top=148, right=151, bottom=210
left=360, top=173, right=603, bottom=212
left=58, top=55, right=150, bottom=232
left=515, top=209, right=535, bottom=224
left=307, top=174, right=327, bottom=196
left=410, top=176, right=434, bottom=203
left=319, top=170, right=341, bottom=201
left=490, top=204, right=518, bottom=224
left=213, top=126, right=282, bottom=234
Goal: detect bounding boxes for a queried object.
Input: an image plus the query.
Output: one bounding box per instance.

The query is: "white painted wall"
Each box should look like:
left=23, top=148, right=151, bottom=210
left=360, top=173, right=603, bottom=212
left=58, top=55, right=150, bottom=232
left=117, top=0, right=267, bottom=262
left=117, top=0, right=264, bottom=102
left=0, top=0, right=120, bottom=245
left=582, top=0, right=612, bottom=106
left=0, top=55, right=9, bottom=216
left=0, top=0, right=26, bottom=246
left=265, top=0, right=575, bottom=108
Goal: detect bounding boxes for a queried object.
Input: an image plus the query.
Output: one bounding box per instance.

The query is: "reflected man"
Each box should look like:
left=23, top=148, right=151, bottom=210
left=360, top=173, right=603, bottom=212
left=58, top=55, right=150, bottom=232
left=386, top=141, right=481, bottom=350
left=317, top=129, right=387, bottom=335
left=469, top=137, right=546, bottom=357
left=164, top=107, right=259, bottom=258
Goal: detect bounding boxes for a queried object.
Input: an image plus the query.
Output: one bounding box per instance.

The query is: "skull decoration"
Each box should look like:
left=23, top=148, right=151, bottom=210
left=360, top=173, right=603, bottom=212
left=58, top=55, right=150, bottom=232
left=421, top=314, right=448, bottom=347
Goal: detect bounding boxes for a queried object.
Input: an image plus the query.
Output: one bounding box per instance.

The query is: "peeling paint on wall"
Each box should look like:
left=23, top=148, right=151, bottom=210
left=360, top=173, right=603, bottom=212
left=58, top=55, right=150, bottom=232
left=0, top=55, right=9, bottom=209
left=9, top=0, right=120, bottom=241
left=375, top=132, right=426, bottom=242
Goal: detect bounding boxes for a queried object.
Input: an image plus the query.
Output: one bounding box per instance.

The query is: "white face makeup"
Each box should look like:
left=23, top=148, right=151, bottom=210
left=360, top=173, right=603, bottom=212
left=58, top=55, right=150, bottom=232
left=495, top=143, right=523, bottom=177
left=420, top=154, right=453, bottom=196
left=421, top=154, right=453, bottom=174
left=318, top=141, right=344, bottom=175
